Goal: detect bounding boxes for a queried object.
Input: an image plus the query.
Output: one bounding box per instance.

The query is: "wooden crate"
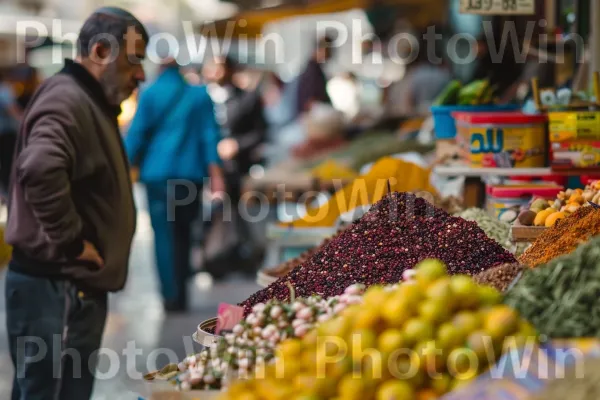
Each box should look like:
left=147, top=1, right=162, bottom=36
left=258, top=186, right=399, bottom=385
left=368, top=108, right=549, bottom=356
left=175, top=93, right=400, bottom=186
left=511, top=223, right=547, bottom=243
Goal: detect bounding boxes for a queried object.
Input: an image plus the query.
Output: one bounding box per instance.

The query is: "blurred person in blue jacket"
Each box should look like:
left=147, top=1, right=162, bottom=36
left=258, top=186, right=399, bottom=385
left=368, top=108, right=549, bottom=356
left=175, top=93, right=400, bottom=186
left=125, top=58, right=225, bottom=312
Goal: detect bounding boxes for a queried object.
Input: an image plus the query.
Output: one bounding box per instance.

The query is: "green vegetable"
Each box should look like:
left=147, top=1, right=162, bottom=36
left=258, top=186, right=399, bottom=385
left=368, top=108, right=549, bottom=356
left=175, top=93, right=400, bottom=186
left=504, top=235, right=600, bottom=338
left=433, top=80, right=462, bottom=106
left=458, top=79, right=490, bottom=106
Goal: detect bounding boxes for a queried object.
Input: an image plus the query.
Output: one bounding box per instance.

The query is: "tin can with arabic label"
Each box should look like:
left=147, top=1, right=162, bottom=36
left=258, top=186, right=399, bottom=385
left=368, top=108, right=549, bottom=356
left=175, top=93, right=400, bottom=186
left=454, top=112, right=548, bottom=168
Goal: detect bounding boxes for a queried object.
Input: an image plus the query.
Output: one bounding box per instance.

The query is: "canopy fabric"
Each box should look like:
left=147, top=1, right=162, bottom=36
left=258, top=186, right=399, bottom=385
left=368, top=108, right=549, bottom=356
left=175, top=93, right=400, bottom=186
left=197, top=0, right=445, bottom=38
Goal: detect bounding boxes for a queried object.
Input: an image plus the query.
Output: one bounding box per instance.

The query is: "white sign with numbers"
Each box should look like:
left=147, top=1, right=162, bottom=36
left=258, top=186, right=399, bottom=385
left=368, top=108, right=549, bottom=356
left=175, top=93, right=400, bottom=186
left=460, top=0, right=535, bottom=15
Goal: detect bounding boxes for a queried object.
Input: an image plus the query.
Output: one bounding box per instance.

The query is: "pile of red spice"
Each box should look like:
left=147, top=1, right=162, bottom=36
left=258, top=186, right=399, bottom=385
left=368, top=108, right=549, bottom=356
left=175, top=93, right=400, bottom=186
left=240, top=192, right=516, bottom=315
left=519, top=206, right=600, bottom=268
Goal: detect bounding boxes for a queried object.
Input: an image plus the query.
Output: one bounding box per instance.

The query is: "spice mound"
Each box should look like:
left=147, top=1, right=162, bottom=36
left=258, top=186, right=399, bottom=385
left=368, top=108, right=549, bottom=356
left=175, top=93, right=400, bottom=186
left=241, top=192, right=516, bottom=315
left=519, top=206, right=600, bottom=268
left=506, top=235, right=600, bottom=338
left=456, top=208, right=528, bottom=256
left=474, top=263, right=523, bottom=292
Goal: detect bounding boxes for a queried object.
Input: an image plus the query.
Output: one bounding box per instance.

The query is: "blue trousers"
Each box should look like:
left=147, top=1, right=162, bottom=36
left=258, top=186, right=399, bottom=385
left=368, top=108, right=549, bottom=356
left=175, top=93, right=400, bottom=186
left=5, top=268, right=107, bottom=400
left=145, top=182, right=201, bottom=307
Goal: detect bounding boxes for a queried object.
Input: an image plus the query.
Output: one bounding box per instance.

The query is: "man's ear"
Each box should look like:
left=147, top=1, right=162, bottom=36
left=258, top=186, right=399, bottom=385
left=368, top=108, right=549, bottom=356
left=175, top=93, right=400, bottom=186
left=89, top=42, right=113, bottom=65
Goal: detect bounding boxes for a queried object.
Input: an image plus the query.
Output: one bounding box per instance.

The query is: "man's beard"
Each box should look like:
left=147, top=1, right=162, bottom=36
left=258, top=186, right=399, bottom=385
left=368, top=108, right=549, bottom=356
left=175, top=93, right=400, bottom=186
left=99, top=63, right=129, bottom=106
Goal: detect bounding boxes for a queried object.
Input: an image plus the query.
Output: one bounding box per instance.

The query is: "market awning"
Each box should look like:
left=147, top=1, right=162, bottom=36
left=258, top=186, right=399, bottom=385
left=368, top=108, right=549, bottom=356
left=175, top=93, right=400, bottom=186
left=197, top=0, right=446, bottom=39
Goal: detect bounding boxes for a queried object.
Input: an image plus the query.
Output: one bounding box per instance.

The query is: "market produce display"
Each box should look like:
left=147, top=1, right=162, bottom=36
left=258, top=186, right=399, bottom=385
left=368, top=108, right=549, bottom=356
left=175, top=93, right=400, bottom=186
left=310, top=160, right=358, bottom=181
left=456, top=208, right=528, bottom=256
left=433, top=79, right=495, bottom=106
left=288, top=157, right=438, bottom=228
left=244, top=192, right=516, bottom=315
left=506, top=235, right=600, bottom=338
left=532, top=357, right=600, bottom=400
left=161, top=284, right=367, bottom=391
left=519, top=206, right=600, bottom=268
left=220, top=260, right=536, bottom=400
left=473, top=263, right=523, bottom=293
left=517, top=183, right=600, bottom=227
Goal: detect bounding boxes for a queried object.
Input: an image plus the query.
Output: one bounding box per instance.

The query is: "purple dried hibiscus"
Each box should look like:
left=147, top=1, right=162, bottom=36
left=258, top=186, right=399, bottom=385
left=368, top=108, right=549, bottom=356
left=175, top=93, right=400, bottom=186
left=240, top=192, right=516, bottom=315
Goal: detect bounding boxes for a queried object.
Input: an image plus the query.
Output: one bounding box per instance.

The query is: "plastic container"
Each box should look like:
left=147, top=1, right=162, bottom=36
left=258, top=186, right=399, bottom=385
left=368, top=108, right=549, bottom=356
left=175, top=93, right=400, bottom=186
left=431, top=104, right=519, bottom=139
left=486, top=185, right=563, bottom=222
left=454, top=112, right=548, bottom=168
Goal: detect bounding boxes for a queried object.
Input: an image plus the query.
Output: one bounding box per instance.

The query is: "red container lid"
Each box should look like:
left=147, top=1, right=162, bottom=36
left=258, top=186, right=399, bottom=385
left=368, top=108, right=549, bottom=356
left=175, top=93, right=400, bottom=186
left=452, top=112, right=548, bottom=125
left=489, top=185, right=563, bottom=198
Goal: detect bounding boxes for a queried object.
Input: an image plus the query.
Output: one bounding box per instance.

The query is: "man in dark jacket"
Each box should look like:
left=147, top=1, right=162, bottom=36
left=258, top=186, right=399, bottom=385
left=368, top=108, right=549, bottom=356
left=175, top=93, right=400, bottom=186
left=4, top=7, right=147, bottom=399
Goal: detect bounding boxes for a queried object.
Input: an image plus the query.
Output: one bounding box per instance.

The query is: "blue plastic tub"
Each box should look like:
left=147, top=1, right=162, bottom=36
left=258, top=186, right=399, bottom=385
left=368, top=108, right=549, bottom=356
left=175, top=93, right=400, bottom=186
left=431, top=104, right=520, bottom=139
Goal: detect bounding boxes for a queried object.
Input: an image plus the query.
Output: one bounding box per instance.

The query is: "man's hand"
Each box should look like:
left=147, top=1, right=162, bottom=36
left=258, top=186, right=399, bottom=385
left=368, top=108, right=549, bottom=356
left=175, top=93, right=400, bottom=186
left=77, top=241, right=104, bottom=268
left=218, top=138, right=239, bottom=161
left=208, top=164, right=226, bottom=200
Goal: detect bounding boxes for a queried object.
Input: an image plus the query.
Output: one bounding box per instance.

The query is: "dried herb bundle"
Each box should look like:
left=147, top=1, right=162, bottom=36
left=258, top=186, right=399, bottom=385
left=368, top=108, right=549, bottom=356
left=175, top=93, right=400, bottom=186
left=505, top=235, right=600, bottom=338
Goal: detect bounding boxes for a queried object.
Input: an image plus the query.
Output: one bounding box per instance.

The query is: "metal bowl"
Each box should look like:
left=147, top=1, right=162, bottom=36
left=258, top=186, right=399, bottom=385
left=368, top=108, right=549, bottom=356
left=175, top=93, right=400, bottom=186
left=193, top=318, right=221, bottom=347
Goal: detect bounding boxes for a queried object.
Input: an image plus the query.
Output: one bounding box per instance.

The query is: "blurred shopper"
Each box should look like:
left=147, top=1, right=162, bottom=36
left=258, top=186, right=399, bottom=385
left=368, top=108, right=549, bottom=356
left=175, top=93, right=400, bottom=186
left=0, top=69, right=22, bottom=197
left=261, top=71, right=303, bottom=165
left=385, top=36, right=451, bottom=117
left=9, top=49, right=42, bottom=110
left=296, top=35, right=334, bottom=116
left=203, top=55, right=266, bottom=270
left=4, top=7, right=147, bottom=399
left=125, top=58, right=225, bottom=311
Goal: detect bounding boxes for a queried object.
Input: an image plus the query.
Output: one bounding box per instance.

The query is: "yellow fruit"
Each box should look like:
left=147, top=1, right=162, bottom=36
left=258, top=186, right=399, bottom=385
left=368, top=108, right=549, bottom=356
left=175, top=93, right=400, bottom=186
left=431, top=374, right=453, bottom=395
left=452, top=312, right=482, bottom=338
left=376, top=380, right=414, bottom=400
left=447, top=348, right=478, bottom=380
left=545, top=211, right=566, bottom=227
left=278, top=339, right=303, bottom=359
left=318, top=317, right=350, bottom=338
left=534, top=208, right=554, bottom=226
left=354, top=309, right=381, bottom=330
left=415, top=259, right=447, bottom=287
left=396, top=281, right=424, bottom=307
left=450, top=275, right=480, bottom=309
left=416, top=389, right=439, bottom=400
left=418, top=299, right=451, bottom=324
left=466, top=330, right=493, bottom=361
left=437, top=323, right=464, bottom=350
left=477, top=285, right=502, bottom=306
left=518, top=320, right=538, bottom=338
left=381, top=294, right=412, bottom=328
left=404, top=319, right=434, bottom=345
left=426, top=278, right=455, bottom=306
left=350, top=329, right=378, bottom=363
left=378, top=329, right=405, bottom=355
left=363, top=286, right=390, bottom=307
left=337, top=375, right=368, bottom=400
left=414, top=340, right=445, bottom=374
left=484, top=306, right=520, bottom=340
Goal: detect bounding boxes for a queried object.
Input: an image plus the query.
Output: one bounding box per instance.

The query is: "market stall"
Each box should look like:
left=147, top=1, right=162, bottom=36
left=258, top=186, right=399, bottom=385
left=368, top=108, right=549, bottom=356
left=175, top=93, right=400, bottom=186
left=141, top=184, right=600, bottom=399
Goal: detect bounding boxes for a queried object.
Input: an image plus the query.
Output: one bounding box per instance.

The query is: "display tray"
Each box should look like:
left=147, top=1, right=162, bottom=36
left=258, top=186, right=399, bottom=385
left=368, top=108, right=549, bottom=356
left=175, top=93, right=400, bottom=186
left=256, top=270, right=280, bottom=288
left=193, top=318, right=220, bottom=348
left=511, top=223, right=547, bottom=242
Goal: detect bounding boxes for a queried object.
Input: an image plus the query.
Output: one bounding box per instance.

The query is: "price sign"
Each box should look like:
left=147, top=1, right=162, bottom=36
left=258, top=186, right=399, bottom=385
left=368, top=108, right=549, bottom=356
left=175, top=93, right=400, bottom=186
left=460, top=0, right=535, bottom=15
left=215, top=303, right=245, bottom=335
